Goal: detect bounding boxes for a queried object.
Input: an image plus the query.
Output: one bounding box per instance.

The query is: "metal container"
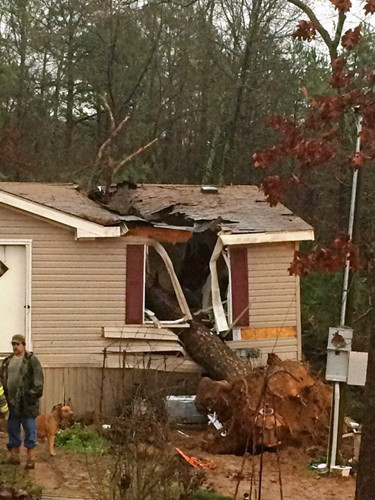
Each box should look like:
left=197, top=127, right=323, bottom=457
left=164, top=395, right=206, bottom=424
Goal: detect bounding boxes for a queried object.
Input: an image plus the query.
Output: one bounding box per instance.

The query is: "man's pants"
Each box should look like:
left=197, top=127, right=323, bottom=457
left=7, top=406, right=37, bottom=449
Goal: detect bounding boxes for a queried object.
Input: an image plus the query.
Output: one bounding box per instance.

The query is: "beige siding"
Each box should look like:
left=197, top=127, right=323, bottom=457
left=227, top=338, right=298, bottom=365
left=247, top=242, right=297, bottom=327
left=0, top=205, right=128, bottom=364
left=245, top=242, right=300, bottom=360
left=0, top=205, right=200, bottom=375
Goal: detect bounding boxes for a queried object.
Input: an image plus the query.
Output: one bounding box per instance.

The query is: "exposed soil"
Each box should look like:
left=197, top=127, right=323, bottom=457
left=0, top=428, right=355, bottom=499
left=195, top=356, right=333, bottom=455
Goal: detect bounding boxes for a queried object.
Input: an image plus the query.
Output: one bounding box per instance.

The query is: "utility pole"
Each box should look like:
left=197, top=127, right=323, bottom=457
left=328, top=108, right=362, bottom=472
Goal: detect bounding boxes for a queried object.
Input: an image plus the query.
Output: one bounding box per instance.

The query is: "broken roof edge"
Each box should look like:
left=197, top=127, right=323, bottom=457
left=219, top=229, right=315, bottom=246
left=0, top=189, right=125, bottom=239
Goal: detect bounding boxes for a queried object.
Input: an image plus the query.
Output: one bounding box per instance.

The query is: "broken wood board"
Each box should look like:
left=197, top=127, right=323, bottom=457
left=102, top=325, right=180, bottom=340
left=240, top=326, right=296, bottom=340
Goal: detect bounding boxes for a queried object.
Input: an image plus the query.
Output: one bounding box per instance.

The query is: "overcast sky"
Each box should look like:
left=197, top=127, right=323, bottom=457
left=309, top=0, right=375, bottom=32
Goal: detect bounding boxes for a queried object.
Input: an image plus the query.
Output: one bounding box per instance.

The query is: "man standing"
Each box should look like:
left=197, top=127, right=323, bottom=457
left=1, top=334, right=43, bottom=469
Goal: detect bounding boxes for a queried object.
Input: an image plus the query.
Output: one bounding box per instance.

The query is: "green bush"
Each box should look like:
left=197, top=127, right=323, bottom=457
left=55, top=423, right=110, bottom=454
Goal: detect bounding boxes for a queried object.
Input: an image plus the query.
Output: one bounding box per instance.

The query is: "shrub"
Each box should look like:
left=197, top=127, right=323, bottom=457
left=55, top=423, right=110, bottom=454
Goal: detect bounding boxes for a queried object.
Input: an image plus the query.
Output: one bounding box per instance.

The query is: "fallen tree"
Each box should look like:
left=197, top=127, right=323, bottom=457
left=195, top=354, right=332, bottom=454
left=146, top=284, right=252, bottom=381
left=147, top=284, right=332, bottom=453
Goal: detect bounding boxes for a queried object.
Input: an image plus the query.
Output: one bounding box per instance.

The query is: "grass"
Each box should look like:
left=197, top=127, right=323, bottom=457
left=55, top=422, right=110, bottom=454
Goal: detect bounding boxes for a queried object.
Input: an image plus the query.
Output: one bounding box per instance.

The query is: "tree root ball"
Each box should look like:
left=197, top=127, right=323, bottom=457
left=195, top=354, right=332, bottom=455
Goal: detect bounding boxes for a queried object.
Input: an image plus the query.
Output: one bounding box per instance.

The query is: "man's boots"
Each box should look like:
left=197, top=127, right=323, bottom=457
left=8, top=446, right=21, bottom=465
left=25, top=447, right=36, bottom=469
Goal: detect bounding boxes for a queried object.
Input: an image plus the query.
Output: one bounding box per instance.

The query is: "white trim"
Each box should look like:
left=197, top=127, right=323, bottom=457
left=144, top=321, right=190, bottom=328
left=218, top=229, right=314, bottom=246
left=0, top=190, right=122, bottom=238
left=295, top=241, right=302, bottom=360
left=152, top=241, right=192, bottom=321
left=210, top=238, right=229, bottom=333
left=142, top=245, right=147, bottom=323
left=0, top=239, right=32, bottom=350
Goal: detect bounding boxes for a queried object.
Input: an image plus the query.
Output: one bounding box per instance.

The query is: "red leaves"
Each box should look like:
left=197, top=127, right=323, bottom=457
left=253, top=148, right=279, bottom=168
left=330, top=57, right=351, bottom=88
left=313, top=96, right=345, bottom=121
left=350, top=151, right=365, bottom=167
left=364, top=0, right=375, bottom=15
left=292, top=20, right=316, bottom=42
left=330, top=0, right=352, bottom=11
left=341, top=26, right=361, bottom=49
left=253, top=111, right=336, bottom=171
left=261, top=175, right=299, bottom=207
left=288, top=235, right=361, bottom=276
left=294, top=139, right=335, bottom=167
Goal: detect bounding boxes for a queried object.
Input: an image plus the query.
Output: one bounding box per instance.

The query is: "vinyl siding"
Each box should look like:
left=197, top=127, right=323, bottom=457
left=244, top=242, right=300, bottom=360
left=247, top=242, right=298, bottom=327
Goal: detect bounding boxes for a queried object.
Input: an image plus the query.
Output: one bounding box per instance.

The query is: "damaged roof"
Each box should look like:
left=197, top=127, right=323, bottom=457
left=105, top=184, right=313, bottom=234
left=0, top=182, right=121, bottom=226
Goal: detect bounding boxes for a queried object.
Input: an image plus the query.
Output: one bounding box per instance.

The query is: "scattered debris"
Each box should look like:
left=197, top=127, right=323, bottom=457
left=165, top=395, right=207, bottom=424
left=177, top=430, right=191, bottom=438
left=175, top=447, right=216, bottom=469
left=207, top=412, right=227, bottom=437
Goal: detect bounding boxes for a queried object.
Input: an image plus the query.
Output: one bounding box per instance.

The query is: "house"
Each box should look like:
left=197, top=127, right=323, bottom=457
left=0, top=182, right=314, bottom=415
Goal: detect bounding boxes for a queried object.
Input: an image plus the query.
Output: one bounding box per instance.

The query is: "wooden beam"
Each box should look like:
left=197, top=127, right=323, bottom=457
left=126, top=226, right=192, bottom=243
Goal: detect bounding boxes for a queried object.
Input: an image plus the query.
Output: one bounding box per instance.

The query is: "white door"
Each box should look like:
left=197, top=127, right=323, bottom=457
left=0, top=245, right=27, bottom=354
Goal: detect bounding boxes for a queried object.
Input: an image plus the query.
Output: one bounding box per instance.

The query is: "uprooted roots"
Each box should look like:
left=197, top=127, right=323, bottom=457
left=195, top=354, right=332, bottom=455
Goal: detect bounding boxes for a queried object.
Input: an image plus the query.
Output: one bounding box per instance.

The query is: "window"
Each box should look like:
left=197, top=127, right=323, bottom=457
left=125, top=243, right=191, bottom=326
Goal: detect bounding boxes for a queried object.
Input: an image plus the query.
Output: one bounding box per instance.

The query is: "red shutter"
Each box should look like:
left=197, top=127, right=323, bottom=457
left=125, top=245, right=145, bottom=324
left=230, top=247, right=249, bottom=327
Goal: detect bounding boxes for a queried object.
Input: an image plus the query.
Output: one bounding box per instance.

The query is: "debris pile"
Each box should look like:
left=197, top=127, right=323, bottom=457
left=195, top=354, right=332, bottom=455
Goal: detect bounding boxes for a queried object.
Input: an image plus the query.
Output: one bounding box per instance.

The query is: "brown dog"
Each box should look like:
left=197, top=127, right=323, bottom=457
left=36, top=403, right=74, bottom=456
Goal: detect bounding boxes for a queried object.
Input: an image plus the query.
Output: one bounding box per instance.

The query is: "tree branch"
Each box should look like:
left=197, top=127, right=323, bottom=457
left=112, top=138, right=159, bottom=176
left=287, top=0, right=337, bottom=60
left=93, top=98, right=131, bottom=169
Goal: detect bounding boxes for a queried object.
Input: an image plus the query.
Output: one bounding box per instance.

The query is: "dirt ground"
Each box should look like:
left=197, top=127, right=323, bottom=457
left=0, top=428, right=355, bottom=499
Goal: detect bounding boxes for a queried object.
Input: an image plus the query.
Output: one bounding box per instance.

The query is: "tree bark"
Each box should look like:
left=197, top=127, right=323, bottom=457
left=355, top=302, right=375, bottom=499
left=146, top=284, right=252, bottom=381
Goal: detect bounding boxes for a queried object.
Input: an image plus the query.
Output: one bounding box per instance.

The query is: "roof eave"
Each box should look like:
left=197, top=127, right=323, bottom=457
left=0, top=190, right=124, bottom=239
left=218, top=229, right=315, bottom=246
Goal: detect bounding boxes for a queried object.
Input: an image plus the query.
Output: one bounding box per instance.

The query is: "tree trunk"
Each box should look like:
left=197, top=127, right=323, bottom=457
left=355, top=304, right=375, bottom=499
left=146, top=285, right=251, bottom=381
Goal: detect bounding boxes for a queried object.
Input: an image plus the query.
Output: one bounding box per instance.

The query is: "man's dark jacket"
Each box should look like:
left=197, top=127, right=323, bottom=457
left=1, top=351, right=44, bottom=418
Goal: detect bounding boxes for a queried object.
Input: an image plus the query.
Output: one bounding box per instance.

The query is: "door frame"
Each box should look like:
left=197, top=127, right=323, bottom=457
left=0, top=239, right=32, bottom=350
